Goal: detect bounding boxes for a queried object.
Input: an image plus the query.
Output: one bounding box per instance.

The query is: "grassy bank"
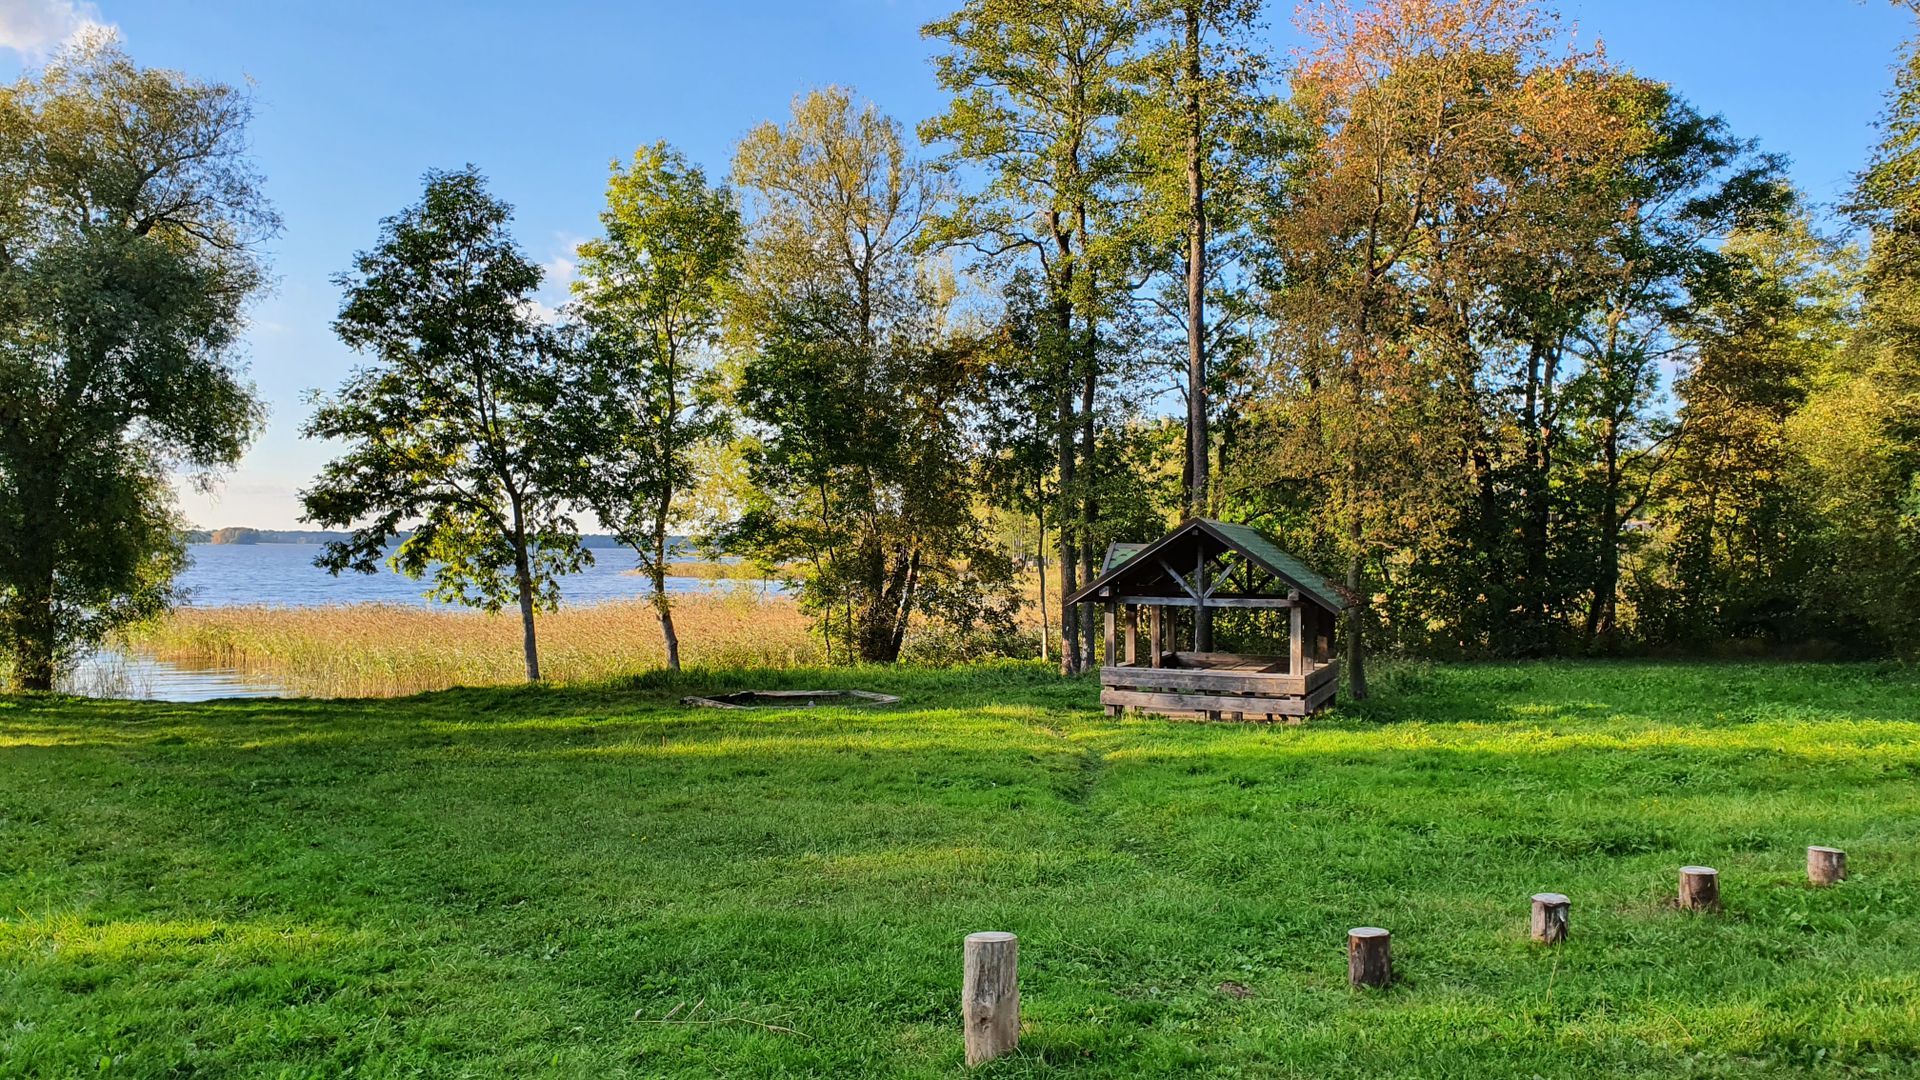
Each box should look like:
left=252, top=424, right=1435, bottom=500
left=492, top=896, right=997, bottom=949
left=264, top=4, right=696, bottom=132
left=128, top=595, right=822, bottom=697
left=4, top=661, right=1920, bottom=1076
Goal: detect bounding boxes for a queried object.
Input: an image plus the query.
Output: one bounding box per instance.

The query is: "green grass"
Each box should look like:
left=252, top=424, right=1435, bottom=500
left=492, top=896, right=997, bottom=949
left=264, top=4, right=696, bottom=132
left=3, top=660, right=1919, bottom=1077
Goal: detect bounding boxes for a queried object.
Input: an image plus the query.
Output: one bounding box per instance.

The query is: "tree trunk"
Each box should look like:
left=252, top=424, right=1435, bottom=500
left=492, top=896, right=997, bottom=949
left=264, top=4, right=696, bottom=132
left=888, top=548, right=920, bottom=661
left=1184, top=2, right=1207, bottom=518
left=1585, top=413, right=1622, bottom=646
left=1036, top=511, right=1050, bottom=662
left=651, top=524, right=680, bottom=672
left=513, top=540, right=541, bottom=683
left=1078, top=271, right=1099, bottom=672
left=1184, top=3, right=1215, bottom=654
left=11, top=578, right=57, bottom=692
left=1518, top=338, right=1554, bottom=654
left=1052, top=231, right=1082, bottom=676
left=1346, top=526, right=1369, bottom=702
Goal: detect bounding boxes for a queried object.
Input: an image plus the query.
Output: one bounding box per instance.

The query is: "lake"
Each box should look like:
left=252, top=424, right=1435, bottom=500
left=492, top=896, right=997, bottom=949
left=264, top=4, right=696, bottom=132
left=63, top=543, right=782, bottom=701
left=172, top=542, right=775, bottom=608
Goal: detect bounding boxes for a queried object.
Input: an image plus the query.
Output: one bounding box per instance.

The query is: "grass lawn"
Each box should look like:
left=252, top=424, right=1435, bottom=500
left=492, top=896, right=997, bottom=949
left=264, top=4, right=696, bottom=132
left=3, top=661, right=1919, bottom=1077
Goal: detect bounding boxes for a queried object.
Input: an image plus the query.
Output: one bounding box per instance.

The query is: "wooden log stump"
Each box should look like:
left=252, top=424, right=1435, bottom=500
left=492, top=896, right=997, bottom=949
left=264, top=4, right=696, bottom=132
left=1807, top=846, right=1847, bottom=886
left=1678, top=866, right=1720, bottom=912
left=1347, top=927, right=1391, bottom=988
left=1530, top=892, right=1569, bottom=944
left=962, top=931, right=1018, bottom=1066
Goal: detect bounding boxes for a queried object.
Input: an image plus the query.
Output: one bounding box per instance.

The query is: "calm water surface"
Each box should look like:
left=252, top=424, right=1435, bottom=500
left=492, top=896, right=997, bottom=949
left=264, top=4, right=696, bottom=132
left=65, top=543, right=779, bottom=702
left=174, top=542, right=773, bottom=607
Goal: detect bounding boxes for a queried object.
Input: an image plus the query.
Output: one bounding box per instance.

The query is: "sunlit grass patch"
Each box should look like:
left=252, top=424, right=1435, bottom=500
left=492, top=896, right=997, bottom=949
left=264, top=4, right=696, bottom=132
left=3, top=660, right=1919, bottom=1075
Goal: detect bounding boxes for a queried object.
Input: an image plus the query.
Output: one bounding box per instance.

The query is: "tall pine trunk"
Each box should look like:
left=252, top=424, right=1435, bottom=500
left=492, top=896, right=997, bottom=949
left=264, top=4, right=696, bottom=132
left=1078, top=297, right=1099, bottom=671
left=1074, top=202, right=1103, bottom=672
left=1056, top=388, right=1079, bottom=675
left=1183, top=2, right=1209, bottom=517
left=1052, top=228, right=1081, bottom=675
left=1184, top=3, right=1213, bottom=653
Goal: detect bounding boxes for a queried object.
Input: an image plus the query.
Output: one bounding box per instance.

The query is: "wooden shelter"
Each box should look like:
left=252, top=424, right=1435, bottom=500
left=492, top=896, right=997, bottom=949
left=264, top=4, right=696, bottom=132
left=1064, top=519, right=1347, bottom=721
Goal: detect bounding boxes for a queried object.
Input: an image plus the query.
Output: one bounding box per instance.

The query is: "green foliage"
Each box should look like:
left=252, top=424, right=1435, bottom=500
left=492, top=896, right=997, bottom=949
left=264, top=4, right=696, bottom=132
left=0, top=36, right=272, bottom=690
left=923, top=0, right=1145, bottom=672
left=1634, top=214, right=1876, bottom=649
left=7, top=662, right=1920, bottom=1074
left=720, top=89, right=1015, bottom=664
left=301, top=167, right=583, bottom=681
left=559, top=143, right=742, bottom=669
left=1231, top=6, right=1854, bottom=662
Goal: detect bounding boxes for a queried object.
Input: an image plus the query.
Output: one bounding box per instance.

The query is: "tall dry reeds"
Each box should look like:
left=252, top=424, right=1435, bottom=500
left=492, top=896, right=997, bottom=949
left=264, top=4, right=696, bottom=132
left=129, top=594, right=822, bottom=697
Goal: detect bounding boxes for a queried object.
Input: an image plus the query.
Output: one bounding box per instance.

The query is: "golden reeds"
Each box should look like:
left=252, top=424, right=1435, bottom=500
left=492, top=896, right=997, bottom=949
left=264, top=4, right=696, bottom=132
left=128, top=593, right=822, bottom=698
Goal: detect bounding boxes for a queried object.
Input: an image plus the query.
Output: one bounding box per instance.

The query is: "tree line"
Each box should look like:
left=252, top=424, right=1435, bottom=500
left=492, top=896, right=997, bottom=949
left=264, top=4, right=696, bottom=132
left=2, top=2, right=1917, bottom=692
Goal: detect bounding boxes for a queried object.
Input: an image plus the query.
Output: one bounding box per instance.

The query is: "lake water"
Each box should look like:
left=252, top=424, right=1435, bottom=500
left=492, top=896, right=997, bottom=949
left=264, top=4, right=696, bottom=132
left=172, top=542, right=774, bottom=608
left=62, top=543, right=782, bottom=702
left=64, top=648, right=290, bottom=700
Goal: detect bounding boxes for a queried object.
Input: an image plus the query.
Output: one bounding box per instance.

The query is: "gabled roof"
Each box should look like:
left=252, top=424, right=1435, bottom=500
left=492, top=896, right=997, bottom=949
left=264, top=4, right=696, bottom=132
left=1103, top=542, right=1147, bottom=573
left=1065, top=518, right=1348, bottom=613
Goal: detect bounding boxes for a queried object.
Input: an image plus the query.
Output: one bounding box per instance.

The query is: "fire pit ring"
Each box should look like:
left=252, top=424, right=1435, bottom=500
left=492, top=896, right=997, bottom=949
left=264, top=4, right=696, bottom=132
left=680, top=689, right=901, bottom=709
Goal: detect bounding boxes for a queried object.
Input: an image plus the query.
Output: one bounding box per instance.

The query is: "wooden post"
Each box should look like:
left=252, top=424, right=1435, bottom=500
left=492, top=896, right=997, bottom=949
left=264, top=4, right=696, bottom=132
left=1807, top=846, right=1846, bottom=886
left=1530, top=893, right=1569, bottom=944
left=1194, top=547, right=1212, bottom=652
left=962, top=932, right=1018, bottom=1066
left=1148, top=606, right=1163, bottom=667
left=1124, top=606, right=1138, bottom=665
left=1347, top=927, right=1391, bottom=988
left=1678, top=866, right=1720, bottom=912
left=1288, top=590, right=1304, bottom=675
left=1103, top=599, right=1117, bottom=668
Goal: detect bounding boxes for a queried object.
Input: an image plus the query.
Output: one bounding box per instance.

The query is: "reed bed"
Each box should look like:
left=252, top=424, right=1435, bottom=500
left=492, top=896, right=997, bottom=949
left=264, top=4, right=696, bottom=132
left=661, top=559, right=788, bottom=581
left=129, top=594, right=822, bottom=698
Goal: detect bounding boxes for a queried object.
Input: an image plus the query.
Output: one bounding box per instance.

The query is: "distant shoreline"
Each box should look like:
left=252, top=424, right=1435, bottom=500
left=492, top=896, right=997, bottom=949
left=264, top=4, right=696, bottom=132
left=184, top=527, right=685, bottom=551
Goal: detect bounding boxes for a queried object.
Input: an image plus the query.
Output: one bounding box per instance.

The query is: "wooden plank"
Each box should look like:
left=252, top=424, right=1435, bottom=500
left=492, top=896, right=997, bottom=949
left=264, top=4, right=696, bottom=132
left=1114, top=595, right=1295, bottom=609
left=1305, top=660, right=1339, bottom=693
left=734, top=689, right=848, bottom=698
left=1303, top=677, right=1337, bottom=712
left=1103, top=666, right=1307, bottom=696
left=1148, top=607, right=1163, bottom=667
left=1168, top=651, right=1286, bottom=670
left=1102, top=687, right=1312, bottom=717
left=1157, top=557, right=1199, bottom=599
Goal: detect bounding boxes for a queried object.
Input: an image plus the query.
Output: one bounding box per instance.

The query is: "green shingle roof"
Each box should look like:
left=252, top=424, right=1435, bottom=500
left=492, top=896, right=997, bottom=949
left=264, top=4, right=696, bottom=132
left=1103, top=542, right=1147, bottom=572
left=1202, top=520, right=1347, bottom=613
left=1065, top=519, right=1348, bottom=613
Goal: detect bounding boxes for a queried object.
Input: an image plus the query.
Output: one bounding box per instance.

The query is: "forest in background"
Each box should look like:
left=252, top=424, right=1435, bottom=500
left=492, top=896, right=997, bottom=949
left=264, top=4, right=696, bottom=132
left=3, top=0, right=1919, bottom=692
left=685, top=0, right=1920, bottom=687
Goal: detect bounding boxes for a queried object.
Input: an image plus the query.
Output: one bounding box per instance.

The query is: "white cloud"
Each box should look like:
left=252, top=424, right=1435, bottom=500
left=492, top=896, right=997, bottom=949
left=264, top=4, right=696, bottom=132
left=517, top=297, right=564, bottom=327
left=0, top=0, right=113, bottom=56
left=542, top=253, right=577, bottom=289
left=525, top=233, right=585, bottom=325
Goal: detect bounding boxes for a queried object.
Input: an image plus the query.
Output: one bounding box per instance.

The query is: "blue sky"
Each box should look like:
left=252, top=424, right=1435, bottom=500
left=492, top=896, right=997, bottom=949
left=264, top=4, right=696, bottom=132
left=0, top=0, right=1910, bottom=530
